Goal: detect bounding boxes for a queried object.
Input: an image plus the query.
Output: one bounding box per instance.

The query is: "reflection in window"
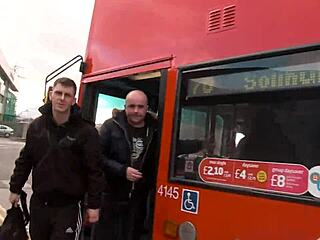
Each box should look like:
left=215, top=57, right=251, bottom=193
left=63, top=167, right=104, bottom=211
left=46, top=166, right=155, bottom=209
left=174, top=49, right=320, bottom=189
left=179, top=108, right=207, bottom=140
left=186, top=50, right=320, bottom=98
left=174, top=99, right=320, bottom=183
left=95, top=94, right=125, bottom=125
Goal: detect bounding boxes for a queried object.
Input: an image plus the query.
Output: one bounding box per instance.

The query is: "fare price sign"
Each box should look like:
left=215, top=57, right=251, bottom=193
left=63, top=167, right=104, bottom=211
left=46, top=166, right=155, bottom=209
left=198, top=158, right=308, bottom=195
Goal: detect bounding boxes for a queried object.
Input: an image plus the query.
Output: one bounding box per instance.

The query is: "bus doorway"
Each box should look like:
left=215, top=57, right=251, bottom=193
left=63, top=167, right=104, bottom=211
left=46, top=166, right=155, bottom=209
left=81, top=70, right=165, bottom=239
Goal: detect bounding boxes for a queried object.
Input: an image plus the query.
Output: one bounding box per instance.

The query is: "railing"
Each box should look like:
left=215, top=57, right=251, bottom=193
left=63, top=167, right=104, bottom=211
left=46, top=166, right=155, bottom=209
left=43, top=55, right=86, bottom=102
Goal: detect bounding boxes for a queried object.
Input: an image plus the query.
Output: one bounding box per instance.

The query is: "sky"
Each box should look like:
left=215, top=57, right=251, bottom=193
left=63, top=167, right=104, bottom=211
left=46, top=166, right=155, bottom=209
left=0, top=0, right=95, bottom=115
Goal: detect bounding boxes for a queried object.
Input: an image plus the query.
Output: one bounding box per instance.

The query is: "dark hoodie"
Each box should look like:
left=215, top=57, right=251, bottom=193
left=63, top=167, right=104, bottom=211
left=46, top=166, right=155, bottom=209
left=9, top=103, right=105, bottom=209
left=99, top=110, right=158, bottom=201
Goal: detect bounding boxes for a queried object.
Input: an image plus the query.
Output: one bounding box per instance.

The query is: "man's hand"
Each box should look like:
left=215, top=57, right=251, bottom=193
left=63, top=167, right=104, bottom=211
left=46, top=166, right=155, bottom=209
left=9, top=192, right=20, bottom=207
left=86, top=208, right=100, bottom=223
left=126, top=167, right=143, bottom=182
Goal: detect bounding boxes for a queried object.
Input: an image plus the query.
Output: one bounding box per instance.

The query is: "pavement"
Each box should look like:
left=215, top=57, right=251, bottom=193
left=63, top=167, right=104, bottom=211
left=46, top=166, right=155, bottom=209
left=0, top=137, right=28, bottom=225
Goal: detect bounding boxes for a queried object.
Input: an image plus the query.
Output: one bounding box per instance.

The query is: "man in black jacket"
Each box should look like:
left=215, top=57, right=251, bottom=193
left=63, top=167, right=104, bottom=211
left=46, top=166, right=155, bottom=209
left=9, top=77, right=105, bottom=240
left=95, top=90, right=158, bottom=240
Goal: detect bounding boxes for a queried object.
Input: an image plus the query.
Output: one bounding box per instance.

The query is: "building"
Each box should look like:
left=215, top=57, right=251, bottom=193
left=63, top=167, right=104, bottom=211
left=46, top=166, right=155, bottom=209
left=0, top=49, right=18, bottom=122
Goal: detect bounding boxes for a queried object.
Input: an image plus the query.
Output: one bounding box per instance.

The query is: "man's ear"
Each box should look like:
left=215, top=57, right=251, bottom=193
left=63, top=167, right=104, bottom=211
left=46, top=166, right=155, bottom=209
left=72, top=98, right=77, bottom=105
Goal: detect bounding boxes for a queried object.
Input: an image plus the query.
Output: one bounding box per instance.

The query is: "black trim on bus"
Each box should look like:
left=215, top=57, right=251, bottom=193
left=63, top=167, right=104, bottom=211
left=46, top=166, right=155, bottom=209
left=151, top=69, right=167, bottom=179
left=179, top=43, right=320, bottom=71
left=168, top=70, right=184, bottom=179
left=167, top=43, right=320, bottom=206
left=157, top=69, right=167, bottom=159
left=81, top=83, right=99, bottom=123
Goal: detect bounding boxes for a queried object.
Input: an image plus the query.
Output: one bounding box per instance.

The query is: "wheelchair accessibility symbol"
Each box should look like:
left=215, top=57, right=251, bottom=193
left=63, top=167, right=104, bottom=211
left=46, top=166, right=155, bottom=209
left=181, top=189, right=199, bottom=214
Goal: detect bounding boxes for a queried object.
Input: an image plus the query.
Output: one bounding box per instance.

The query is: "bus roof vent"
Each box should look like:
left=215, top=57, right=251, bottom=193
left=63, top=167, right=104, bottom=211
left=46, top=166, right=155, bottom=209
left=208, top=9, right=222, bottom=32
left=208, top=4, right=236, bottom=33
left=223, top=5, right=236, bottom=28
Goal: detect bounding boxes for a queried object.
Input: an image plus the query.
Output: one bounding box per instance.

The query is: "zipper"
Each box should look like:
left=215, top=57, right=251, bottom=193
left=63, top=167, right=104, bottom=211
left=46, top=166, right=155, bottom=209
left=113, top=119, right=132, bottom=152
left=113, top=118, right=155, bottom=199
left=113, top=119, right=134, bottom=198
left=140, top=127, right=153, bottom=171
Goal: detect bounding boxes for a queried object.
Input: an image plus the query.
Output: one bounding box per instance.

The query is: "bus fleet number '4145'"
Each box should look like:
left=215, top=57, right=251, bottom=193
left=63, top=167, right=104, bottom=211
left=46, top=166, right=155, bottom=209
left=157, top=185, right=180, bottom=200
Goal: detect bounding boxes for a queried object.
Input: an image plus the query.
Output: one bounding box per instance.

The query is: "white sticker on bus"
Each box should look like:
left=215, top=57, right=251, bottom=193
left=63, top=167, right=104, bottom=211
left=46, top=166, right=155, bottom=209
left=157, top=185, right=180, bottom=200
left=309, top=166, right=320, bottom=198
left=181, top=189, right=199, bottom=214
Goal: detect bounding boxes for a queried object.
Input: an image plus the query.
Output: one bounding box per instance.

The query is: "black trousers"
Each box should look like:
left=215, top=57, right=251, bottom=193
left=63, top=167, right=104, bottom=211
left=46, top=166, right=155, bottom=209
left=94, top=193, right=148, bottom=240
left=29, top=194, right=83, bottom=240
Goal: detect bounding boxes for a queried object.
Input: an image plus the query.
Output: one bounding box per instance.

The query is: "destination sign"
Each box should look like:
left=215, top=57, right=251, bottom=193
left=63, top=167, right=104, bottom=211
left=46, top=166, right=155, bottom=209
left=187, top=70, right=320, bottom=97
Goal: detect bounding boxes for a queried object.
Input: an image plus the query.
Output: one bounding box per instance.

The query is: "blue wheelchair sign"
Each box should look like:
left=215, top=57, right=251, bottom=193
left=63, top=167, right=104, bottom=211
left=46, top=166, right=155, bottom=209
left=181, top=189, right=199, bottom=214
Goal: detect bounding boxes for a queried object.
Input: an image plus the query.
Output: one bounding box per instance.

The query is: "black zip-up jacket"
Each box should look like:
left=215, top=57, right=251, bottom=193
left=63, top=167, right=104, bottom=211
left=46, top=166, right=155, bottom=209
left=99, top=110, right=158, bottom=201
left=9, top=103, right=105, bottom=209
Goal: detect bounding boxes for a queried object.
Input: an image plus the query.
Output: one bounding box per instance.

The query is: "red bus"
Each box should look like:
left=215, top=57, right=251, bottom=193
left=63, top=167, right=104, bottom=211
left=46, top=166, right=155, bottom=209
left=79, top=0, right=320, bottom=239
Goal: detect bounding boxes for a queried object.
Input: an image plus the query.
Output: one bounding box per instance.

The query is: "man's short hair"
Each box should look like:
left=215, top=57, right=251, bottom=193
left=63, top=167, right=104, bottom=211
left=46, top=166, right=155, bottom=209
left=53, top=77, right=77, bottom=96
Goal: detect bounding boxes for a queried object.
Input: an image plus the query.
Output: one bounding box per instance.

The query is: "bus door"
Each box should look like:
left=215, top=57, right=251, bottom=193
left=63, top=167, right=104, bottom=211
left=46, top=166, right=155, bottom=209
left=161, top=47, right=320, bottom=239
left=81, top=69, right=169, bottom=236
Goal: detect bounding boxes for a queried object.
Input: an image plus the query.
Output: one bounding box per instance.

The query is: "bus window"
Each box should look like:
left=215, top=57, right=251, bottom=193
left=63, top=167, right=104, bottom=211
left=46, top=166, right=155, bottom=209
left=175, top=107, right=208, bottom=178
left=179, top=108, right=207, bottom=140
left=214, top=114, right=224, bottom=156
left=172, top=49, right=320, bottom=200
left=82, top=75, right=161, bottom=128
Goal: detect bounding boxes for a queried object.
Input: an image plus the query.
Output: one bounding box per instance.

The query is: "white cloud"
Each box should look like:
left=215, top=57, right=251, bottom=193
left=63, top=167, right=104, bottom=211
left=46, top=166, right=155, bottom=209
left=0, top=0, right=95, bottom=113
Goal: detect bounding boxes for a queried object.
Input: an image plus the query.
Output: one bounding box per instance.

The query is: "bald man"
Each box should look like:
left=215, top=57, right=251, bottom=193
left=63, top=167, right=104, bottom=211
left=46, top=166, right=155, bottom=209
left=95, top=90, right=158, bottom=240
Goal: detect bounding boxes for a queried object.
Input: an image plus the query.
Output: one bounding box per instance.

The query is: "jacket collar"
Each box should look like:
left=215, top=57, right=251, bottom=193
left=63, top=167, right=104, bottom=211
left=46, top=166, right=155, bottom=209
left=38, top=102, right=82, bottom=125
